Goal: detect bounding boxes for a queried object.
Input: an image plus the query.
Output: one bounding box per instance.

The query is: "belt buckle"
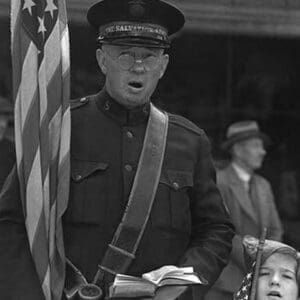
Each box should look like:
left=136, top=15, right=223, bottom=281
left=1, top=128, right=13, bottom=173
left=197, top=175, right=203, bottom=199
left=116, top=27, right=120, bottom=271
left=78, top=283, right=103, bottom=300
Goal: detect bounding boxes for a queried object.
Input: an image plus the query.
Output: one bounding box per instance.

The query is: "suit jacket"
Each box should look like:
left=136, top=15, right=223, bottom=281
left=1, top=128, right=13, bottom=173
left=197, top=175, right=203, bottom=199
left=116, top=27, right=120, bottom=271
left=0, top=90, right=234, bottom=299
left=208, top=164, right=283, bottom=294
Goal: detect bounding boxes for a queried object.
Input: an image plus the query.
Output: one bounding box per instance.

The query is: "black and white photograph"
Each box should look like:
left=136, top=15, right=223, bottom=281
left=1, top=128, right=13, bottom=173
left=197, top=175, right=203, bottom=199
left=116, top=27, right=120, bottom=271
left=0, top=1, right=300, bottom=299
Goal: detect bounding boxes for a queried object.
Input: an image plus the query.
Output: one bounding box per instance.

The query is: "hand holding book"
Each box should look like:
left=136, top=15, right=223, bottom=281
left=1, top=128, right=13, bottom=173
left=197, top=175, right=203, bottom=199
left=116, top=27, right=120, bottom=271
left=109, top=265, right=207, bottom=298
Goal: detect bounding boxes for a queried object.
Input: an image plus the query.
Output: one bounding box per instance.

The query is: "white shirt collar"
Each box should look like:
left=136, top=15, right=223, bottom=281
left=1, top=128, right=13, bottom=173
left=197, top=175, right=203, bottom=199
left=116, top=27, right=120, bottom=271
left=232, top=162, right=251, bottom=183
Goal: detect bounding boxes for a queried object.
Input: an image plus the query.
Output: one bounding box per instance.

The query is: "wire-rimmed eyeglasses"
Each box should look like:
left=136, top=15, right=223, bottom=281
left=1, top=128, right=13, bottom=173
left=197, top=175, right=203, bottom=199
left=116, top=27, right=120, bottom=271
left=104, top=51, right=162, bottom=71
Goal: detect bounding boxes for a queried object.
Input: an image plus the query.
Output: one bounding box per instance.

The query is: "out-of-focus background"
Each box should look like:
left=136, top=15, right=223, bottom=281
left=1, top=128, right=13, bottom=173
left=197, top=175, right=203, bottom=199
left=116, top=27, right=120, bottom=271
left=1, top=0, right=300, bottom=248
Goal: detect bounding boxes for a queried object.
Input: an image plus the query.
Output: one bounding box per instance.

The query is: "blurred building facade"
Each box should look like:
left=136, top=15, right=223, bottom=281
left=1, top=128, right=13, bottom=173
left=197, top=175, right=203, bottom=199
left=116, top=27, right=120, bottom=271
left=1, top=0, right=300, bottom=247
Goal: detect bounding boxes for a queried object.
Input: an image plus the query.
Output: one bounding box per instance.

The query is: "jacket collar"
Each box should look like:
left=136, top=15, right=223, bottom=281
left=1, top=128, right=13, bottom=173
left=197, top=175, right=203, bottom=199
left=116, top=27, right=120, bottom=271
left=95, top=89, right=150, bottom=126
left=231, top=162, right=251, bottom=183
left=225, top=165, right=259, bottom=223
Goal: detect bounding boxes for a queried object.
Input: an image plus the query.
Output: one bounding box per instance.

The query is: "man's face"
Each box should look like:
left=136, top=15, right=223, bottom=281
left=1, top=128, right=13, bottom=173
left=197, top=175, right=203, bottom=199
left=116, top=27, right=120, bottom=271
left=96, top=44, right=169, bottom=108
left=233, top=137, right=266, bottom=172
left=257, top=253, right=298, bottom=300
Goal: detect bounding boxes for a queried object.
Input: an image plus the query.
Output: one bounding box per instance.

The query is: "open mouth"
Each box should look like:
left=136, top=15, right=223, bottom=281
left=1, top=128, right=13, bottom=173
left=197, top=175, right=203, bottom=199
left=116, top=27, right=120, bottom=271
left=267, top=291, right=282, bottom=298
left=128, top=81, right=143, bottom=89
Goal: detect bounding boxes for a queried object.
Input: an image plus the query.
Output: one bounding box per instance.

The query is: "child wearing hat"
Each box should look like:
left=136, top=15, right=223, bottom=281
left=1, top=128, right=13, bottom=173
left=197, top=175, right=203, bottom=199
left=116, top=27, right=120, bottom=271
left=235, top=236, right=300, bottom=300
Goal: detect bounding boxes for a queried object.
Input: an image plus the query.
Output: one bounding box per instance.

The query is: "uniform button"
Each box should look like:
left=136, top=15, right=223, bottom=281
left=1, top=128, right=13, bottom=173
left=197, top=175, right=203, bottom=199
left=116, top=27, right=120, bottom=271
left=104, top=101, right=110, bottom=111
left=126, top=131, right=133, bottom=138
left=80, top=97, right=87, bottom=103
left=173, top=182, right=179, bottom=190
left=143, top=106, right=149, bottom=114
left=125, top=164, right=133, bottom=172
left=75, top=174, right=82, bottom=181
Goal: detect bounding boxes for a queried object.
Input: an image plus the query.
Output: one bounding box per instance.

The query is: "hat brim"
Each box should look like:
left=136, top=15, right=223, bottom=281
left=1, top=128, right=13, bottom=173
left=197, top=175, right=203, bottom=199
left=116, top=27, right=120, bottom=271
left=221, top=131, right=271, bottom=151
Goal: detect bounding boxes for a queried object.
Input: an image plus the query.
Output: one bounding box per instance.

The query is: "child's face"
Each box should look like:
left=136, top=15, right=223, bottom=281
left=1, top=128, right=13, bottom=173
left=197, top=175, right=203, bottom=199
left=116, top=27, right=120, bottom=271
left=257, top=253, right=298, bottom=300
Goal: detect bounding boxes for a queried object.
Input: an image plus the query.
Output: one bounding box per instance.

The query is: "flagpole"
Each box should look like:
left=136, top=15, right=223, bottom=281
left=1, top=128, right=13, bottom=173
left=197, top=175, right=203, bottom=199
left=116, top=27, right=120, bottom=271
left=249, top=227, right=267, bottom=300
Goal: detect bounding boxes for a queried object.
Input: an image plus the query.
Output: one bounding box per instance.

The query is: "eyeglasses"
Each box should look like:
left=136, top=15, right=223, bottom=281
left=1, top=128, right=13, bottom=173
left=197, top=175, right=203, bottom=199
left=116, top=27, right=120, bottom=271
left=104, top=51, right=162, bottom=71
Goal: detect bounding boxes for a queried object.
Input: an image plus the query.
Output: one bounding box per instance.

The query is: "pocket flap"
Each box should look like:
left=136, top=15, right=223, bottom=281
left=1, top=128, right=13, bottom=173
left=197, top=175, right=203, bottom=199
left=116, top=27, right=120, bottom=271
left=160, top=169, right=193, bottom=190
left=71, top=159, right=109, bottom=182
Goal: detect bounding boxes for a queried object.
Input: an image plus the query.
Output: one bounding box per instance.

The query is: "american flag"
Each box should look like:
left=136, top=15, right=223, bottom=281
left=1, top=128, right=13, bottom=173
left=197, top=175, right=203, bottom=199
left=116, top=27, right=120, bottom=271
left=234, top=262, right=256, bottom=300
left=11, top=0, right=70, bottom=299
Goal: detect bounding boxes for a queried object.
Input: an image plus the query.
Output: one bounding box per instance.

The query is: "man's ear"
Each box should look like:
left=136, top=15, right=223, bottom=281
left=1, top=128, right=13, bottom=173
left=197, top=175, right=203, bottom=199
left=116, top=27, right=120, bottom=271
left=96, top=48, right=107, bottom=75
left=159, top=53, right=169, bottom=79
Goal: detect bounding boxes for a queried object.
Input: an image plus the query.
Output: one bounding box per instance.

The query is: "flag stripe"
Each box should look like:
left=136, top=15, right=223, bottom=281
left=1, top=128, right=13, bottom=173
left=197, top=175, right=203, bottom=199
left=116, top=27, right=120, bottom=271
left=21, top=92, right=40, bottom=185
left=45, top=22, right=61, bottom=80
left=39, top=59, right=49, bottom=127
left=26, top=148, right=44, bottom=246
left=47, top=65, right=63, bottom=119
left=61, top=28, right=70, bottom=77
left=42, top=267, right=51, bottom=300
left=20, top=42, right=38, bottom=128
left=43, top=170, right=50, bottom=239
left=31, top=211, right=49, bottom=276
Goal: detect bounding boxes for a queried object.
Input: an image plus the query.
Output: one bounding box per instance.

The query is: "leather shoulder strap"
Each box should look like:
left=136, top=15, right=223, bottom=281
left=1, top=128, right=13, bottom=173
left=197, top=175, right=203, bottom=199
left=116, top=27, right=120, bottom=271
left=98, top=103, right=168, bottom=279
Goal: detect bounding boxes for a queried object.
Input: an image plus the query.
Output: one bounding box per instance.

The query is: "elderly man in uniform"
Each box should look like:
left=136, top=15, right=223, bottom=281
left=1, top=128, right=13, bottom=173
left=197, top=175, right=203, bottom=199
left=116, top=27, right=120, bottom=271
left=205, top=120, right=283, bottom=300
left=0, top=0, right=234, bottom=299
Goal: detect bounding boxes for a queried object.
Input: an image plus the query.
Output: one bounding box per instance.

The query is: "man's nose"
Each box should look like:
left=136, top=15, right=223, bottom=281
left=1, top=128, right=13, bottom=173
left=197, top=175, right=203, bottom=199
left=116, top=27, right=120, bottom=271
left=131, top=59, right=147, bottom=73
left=259, top=147, right=266, bottom=156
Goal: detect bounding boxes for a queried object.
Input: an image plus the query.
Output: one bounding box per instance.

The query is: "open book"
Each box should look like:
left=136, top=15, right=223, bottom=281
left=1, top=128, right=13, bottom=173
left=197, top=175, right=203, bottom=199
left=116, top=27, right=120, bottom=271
left=109, top=265, right=207, bottom=298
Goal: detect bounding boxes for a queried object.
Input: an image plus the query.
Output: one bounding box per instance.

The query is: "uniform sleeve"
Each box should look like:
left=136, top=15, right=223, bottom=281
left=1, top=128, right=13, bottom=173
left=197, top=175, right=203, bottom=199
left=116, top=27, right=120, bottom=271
left=178, top=133, right=235, bottom=288
left=0, top=166, right=44, bottom=299
left=216, top=182, right=246, bottom=271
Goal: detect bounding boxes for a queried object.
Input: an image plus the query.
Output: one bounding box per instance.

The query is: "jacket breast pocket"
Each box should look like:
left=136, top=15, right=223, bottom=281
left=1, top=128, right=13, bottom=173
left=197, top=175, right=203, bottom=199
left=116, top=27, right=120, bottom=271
left=66, top=159, right=109, bottom=225
left=151, top=169, right=193, bottom=234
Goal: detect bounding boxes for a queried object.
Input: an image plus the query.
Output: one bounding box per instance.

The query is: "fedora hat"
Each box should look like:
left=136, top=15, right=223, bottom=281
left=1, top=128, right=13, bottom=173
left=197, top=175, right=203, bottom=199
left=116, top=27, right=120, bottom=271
left=221, top=120, right=270, bottom=151
left=87, top=0, right=185, bottom=49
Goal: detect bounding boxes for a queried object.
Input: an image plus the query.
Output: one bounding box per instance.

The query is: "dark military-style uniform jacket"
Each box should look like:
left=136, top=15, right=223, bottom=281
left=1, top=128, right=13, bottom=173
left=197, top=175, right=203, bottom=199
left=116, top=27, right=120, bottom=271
left=0, top=137, right=15, bottom=190
left=0, top=89, right=234, bottom=299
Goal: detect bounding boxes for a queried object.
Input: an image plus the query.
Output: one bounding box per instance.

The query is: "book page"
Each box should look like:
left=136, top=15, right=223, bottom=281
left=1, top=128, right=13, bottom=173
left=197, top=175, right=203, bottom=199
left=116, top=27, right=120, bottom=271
left=142, top=265, right=197, bottom=285
left=157, top=273, right=202, bottom=287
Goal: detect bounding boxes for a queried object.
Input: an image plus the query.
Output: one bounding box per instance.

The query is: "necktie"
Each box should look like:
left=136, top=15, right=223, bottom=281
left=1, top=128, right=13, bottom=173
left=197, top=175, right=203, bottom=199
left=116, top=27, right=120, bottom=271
left=248, top=177, right=259, bottom=216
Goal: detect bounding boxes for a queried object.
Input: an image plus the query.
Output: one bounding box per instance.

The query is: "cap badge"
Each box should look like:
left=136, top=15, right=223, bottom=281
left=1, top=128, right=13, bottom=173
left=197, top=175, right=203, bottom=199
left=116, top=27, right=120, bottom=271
left=129, top=0, right=146, bottom=18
